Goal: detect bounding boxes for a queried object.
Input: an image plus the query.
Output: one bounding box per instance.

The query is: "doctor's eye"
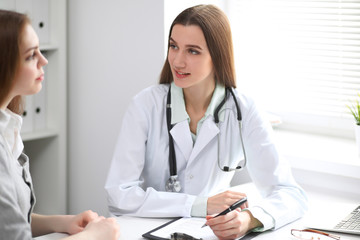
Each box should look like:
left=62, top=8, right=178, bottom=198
left=189, top=49, right=200, bottom=55
left=169, top=43, right=178, bottom=50
left=26, top=51, right=37, bottom=61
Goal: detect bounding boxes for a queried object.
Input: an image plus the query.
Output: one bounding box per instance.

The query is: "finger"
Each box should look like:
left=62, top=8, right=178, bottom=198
left=211, top=211, right=248, bottom=240
left=207, top=211, right=235, bottom=227
left=206, top=215, right=226, bottom=227
left=225, top=192, right=247, bottom=204
left=219, top=190, right=243, bottom=200
left=212, top=225, right=240, bottom=239
left=225, top=199, right=247, bottom=212
left=239, top=201, right=248, bottom=210
left=81, top=210, right=99, bottom=224
left=214, top=210, right=243, bottom=231
left=227, top=191, right=247, bottom=198
left=71, top=224, right=84, bottom=234
left=107, top=217, right=118, bottom=224
left=211, top=217, right=244, bottom=240
left=232, top=193, right=248, bottom=209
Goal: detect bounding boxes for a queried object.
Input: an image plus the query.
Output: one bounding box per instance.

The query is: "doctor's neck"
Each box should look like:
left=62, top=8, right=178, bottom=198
left=183, top=82, right=215, bottom=113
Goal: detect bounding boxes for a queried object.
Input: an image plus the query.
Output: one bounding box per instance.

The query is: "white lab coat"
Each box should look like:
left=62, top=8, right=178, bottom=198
left=105, top=84, right=308, bottom=230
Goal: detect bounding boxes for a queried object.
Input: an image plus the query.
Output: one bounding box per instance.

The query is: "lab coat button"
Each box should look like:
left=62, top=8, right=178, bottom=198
left=188, top=174, right=193, bottom=179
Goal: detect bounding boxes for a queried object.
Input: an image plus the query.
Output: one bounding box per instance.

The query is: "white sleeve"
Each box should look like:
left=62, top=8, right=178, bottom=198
left=0, top=141, right=33, bottom=240
left=246, top=206, right=275, bottom=232
left=242, top=97, right=308, bottom=230
left=105, top=94, right=196, bottom=217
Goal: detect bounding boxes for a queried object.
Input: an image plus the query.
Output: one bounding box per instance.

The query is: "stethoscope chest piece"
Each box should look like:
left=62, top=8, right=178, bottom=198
left=165, top=175, right=181, bottom=192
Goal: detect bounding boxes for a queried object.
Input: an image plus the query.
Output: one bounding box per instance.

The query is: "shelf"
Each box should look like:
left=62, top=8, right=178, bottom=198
left=40, top=44, right=58, bottom=51
left=21, top=129, right=59, bottom=142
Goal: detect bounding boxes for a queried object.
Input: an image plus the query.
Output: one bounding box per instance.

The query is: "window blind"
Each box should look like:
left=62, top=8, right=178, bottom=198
left=227, top=0, right=360, bottom=136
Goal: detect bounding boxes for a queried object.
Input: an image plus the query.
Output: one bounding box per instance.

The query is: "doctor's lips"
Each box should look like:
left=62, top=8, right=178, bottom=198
left=174, top=70, right=190, bottom=79
left=36, top=74, right=44, bottom=81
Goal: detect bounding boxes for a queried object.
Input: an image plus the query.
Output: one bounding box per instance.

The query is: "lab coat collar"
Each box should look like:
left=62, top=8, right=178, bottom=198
left=170, top=82, right=188, bottom=125
left=169, top=82, right=226, bottom=162
left=170, top=82, right=226, bottom=125
left=190, top=117, right=219, bottom=161
left=170, top=121, right=193, bottom=160
left=170, top=117, right=220, bottom=163
left=205, top=83, right=226, bottom=121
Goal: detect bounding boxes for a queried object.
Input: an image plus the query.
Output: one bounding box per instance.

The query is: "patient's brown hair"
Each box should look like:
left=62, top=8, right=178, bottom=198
left=0, top=10, right=30, bottom=114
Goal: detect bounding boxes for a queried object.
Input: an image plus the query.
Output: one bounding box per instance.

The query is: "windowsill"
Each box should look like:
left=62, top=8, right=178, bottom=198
left=274, top=129, right=360, bottom=179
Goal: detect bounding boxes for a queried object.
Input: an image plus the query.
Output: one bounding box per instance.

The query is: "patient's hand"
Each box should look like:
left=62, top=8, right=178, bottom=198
left=66, top=210, right=99, bottom=234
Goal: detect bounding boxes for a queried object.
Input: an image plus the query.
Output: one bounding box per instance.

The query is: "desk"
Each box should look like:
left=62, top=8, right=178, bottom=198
left=34, top=216, right=360, bottom=240
left=35, top=184, right=360, bottom=240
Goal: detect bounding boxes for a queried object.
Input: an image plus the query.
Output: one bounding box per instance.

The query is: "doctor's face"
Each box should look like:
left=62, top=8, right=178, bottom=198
left=168, top=24, right=214, bottom=90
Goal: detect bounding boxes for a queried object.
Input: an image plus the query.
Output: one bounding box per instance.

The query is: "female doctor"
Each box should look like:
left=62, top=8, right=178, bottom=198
left=105, top=4, right=307, bottom=239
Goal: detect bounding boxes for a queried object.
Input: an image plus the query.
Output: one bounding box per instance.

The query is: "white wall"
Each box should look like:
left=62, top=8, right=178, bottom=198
left=67, top=0, right=165, bottom=216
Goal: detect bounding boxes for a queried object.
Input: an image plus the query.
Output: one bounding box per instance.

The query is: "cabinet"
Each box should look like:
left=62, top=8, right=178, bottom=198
left=0, top=0, right=67, bottom=214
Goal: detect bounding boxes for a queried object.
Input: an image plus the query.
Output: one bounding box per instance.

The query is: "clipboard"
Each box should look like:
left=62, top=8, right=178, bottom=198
left=142, top=217, right=262, bottom=240
left=142, top=217, right=182, bottom=240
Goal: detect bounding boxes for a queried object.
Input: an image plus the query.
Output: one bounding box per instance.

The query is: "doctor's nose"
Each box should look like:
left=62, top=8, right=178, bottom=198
left=172, top=51, right=186, bottom=69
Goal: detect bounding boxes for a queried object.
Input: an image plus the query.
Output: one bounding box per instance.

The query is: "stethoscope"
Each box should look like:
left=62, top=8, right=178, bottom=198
left=165, top=86, right=247, bottom=192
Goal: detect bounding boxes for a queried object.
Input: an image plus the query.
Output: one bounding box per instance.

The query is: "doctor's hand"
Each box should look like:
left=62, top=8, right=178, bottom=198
left=207, top=190, right=248, bottom=215
left=205, top=209, right=262, bottom=240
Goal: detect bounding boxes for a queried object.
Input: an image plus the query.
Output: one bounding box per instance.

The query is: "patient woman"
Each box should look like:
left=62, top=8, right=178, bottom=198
left=0, top=9, right=120, bottom=240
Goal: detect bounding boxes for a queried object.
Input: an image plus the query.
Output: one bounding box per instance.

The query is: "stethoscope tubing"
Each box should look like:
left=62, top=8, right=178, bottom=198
left=165, top=85, right=247, bottom=192
left=166, top=88, right=177, bottom=177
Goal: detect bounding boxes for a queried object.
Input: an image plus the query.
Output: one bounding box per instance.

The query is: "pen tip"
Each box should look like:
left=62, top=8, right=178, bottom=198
left=201, top=224, right=207, bottom=228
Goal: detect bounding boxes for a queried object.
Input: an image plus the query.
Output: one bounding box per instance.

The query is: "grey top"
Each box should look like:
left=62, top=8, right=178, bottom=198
left=0, top=109, right=36, bottom=239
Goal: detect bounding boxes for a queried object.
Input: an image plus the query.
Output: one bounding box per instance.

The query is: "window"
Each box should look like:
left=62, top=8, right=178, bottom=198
left=227, top=0, right=360, bottom=138
left=164, top=0, right=360, bottom=178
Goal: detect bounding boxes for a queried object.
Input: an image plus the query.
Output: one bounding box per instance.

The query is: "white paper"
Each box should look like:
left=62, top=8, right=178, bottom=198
left=151, top=217, right=217, bottom=240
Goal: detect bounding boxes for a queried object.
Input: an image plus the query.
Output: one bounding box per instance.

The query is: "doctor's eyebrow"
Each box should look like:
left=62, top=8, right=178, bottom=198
left=24, top=46, right=39, bottom=54
left=169, top=37, right=203, bottom=50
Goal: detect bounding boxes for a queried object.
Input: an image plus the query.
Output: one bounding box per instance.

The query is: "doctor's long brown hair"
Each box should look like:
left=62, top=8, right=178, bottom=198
left=0, top=10, right=29, bottom=114
left=159, top=4, right=236, bottom=88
